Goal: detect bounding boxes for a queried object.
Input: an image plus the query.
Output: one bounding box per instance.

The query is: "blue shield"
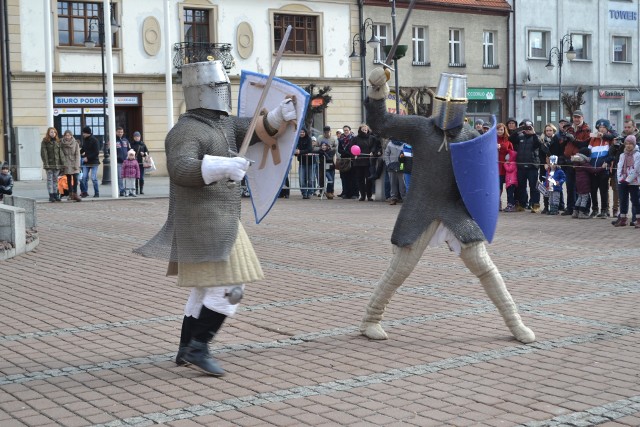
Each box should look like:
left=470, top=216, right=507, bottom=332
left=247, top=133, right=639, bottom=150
left=450, top=121, right=499, bottom=242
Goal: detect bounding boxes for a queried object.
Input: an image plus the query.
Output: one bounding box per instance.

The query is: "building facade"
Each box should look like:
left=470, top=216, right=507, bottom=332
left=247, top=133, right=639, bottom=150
left=3, top=0, right=361, bottom=178
left=2, top=0, right=514, bottom=178
left=359, top=0, right=511, bottom=126
left=509, top=0, right=640, bottom=132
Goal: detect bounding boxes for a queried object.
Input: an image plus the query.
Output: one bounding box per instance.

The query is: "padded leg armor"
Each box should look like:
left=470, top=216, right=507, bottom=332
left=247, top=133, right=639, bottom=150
left=182, top=306, right=227, bottom=376
left=459, top=242, right=535, bottom=343
left=360, top=226, right=432, bottom=340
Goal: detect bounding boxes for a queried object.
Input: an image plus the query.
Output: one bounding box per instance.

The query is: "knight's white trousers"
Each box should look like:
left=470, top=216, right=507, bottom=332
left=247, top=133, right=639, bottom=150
left=184, top=284, right=245, bottom=318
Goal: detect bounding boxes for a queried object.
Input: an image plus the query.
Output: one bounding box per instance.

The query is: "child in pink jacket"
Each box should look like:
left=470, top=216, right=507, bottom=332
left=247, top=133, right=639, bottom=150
left=502, top=149, right=518, bottom=212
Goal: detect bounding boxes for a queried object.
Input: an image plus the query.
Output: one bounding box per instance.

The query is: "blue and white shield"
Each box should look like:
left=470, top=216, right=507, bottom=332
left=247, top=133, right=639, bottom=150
left=450, top=121, right=499, bottom=242
left=238, top=70, right=310, bottom=223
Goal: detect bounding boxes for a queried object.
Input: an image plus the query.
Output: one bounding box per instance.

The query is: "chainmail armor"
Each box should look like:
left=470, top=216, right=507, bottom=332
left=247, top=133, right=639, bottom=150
left=365, top=98, right=486, bottom=245
left=134, top=109, right=255, bottom=262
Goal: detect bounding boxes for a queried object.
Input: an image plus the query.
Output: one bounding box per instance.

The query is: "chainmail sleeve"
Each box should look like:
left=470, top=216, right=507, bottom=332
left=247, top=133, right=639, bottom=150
left=364, top=98, right=486, bottom=245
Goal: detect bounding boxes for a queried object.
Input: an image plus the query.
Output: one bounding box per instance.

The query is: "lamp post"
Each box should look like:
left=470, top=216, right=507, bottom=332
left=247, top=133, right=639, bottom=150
left=349, top=18, right=380, bottom=122
left=84, top=3, right=119, bottom=185
left=545, top=34, right=576, bottom=118
left=390, top=0, right=400, bottom=115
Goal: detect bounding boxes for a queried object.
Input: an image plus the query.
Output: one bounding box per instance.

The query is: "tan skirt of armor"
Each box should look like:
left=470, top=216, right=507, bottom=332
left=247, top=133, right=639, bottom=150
left=167, top=222, right=265, bottom=288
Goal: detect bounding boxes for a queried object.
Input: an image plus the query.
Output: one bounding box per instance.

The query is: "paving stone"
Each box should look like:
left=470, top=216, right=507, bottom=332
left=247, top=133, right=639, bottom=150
left=0, top=194, right=639, bottom=426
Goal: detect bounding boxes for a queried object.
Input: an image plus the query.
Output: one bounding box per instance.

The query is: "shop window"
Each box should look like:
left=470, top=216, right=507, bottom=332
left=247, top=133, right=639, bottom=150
left=274, top=14, right=318, bottom=54
left=57, top=1, right=117, bottom=47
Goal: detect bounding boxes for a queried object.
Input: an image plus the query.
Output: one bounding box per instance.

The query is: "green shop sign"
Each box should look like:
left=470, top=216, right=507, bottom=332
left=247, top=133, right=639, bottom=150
left=467, top=88, right=495, bottom=100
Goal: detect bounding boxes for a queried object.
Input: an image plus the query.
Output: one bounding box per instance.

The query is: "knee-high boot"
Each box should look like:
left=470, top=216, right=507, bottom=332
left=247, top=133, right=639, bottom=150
left=183, top=306, right=227, bottom=376
left=139, top=180, right=144, bottom=195
left=135, top=180, right=139, bottom=195
left=175, top=316, right=196, bottom=366
left=360, top=227, right=431, bottom=340
left=459, top=243, right=535, bottom=343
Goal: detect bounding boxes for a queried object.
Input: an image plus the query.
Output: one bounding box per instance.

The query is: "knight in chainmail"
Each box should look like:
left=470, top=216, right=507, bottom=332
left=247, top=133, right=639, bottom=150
left=360, top=68, right=535, bottom=344
left=134, top=60, right=296, bottom=376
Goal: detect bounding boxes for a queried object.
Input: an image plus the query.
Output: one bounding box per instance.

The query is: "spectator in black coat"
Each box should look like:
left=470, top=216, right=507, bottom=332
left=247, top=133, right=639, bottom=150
left=508, top=119, right=541, bottom=212
left=80, top=126, right=100, bottom=198
left=295, top=128, right=314, bottom=199
left=351, top=124, right=381, bottom=201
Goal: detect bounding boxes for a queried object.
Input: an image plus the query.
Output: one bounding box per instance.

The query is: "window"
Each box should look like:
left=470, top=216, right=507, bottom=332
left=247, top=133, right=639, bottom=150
left=373, top=24, right=389, bottom=63
left=482, top=31, right=497, bottom=68
left=570, top=34, right=590, bottom=60
left=448, top=29, right=464, bottom=66
left=274, top=14, right=317, bottom=54
left=184, top=9, right=210, bottom=43
left=412, top=26, right=429, bottom=65
left=57, top=1, right=117, bottom=47
left=613, top=36, right=631, bottom=62
left=528, top=30, right=549, bottom=59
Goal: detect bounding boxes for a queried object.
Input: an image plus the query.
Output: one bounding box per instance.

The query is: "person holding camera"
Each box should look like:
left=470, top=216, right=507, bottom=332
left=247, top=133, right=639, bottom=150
left=538, top=123, right=558, bottom=214
left=588, top=119, right=617, bottom=218
left=560, top=110, right=591, bottom=216
left=508, top=119, right=541, bottom=212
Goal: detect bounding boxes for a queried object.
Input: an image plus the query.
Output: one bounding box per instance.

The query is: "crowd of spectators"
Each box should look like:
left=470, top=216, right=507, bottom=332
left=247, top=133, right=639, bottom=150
left=292, top=123, right=412, bottom=204
left=297, top=113, right=640, bottom=232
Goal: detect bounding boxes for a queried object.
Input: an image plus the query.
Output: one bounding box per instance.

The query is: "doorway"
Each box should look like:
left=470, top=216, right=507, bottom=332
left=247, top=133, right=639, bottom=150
left=534, top=100, right=560, bottom=133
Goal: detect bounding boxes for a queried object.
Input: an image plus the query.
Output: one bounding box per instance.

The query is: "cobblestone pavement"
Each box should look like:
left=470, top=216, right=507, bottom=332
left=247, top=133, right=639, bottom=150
left=1, top=194, right=639, bottom=427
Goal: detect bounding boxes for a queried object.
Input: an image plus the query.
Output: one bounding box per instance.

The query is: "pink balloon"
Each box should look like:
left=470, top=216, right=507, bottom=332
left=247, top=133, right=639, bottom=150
left=351, top=145, right=361, bottom=156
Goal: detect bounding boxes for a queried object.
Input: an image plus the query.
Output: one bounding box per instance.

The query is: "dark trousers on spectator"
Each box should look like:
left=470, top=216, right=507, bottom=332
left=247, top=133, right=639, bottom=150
left=353, top=165, right=372, bottom=200
left=610, top=173, right=619, bottom=214
left=589, top=172, right=609, bottom=213
left=517, top=167, right=540, bottom=208
left=506, top=184, right=516, bottom=206
left=618, top=182, right=640, bottom=220
left=564, top=165, right=576, bottom=213
left=339, top=169, right=356, bottom=198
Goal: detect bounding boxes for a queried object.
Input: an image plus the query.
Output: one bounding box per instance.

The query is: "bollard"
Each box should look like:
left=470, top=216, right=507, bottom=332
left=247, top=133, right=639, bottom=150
left=102, top=153, right=111, bottom=184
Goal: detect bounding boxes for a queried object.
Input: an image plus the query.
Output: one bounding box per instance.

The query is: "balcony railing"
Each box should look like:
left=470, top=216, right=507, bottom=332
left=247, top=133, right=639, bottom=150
left=173, top=42, right=234, bottom=72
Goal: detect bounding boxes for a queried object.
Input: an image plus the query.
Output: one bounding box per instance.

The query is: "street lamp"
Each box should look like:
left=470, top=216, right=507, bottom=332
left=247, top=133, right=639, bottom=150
left=545, top=34, right=576, bottom=118
left=390, top=0, right=400, bottom=115
left=349, top=18, right=380, bottom=121
left=84, top=3, right=119, bottom=184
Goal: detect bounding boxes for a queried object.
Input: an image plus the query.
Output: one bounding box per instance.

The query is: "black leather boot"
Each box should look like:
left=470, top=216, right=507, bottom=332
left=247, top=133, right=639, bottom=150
left=182, top=307, right=226, bottom=376
left=175, top=316, right=195, bottom=366
left=139, top=181, right=144, bottom=195
left=182, top=340, right=224, bottom=376
left=48, top=193, right=56, bottom=202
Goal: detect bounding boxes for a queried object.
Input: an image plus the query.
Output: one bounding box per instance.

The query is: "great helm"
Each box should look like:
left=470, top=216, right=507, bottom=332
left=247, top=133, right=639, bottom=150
left=182, top=59, right=232, bottom=114
left=430, top=73, right=468, bottom=131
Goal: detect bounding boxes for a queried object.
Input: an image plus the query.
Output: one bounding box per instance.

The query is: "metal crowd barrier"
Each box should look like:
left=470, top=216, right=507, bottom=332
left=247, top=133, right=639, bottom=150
left=286, top=153, right=328, bottom=199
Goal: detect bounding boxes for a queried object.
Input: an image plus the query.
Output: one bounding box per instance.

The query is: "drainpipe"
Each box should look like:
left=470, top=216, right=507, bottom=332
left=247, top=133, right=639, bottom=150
left=1, top=0, right=14, bottom=165
left=510, top=1, right=517, bottom=119
left=358, top=0, right=366, bottom=122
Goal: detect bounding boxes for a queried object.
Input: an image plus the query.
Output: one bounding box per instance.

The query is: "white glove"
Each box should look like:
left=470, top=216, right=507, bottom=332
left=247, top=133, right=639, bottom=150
left=201, top=155, right=250, bottom=184
left=367, top=67, right=390, bottom=100
left=266, top=98, right=297, bottom=130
